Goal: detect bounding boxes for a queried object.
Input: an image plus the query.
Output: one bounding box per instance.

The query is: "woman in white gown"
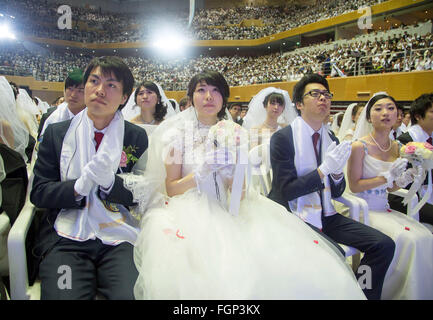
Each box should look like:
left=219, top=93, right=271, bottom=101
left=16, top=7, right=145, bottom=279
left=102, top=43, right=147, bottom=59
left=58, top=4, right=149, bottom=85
left=123, top=81, right=176, bottom=136
left=242, top=87, right=296, bottom=147
left=126, top=71, right=366, bottom=300
left=338, top=103, right=364, bottom=142
left=347, top=92, right=433, bottom=300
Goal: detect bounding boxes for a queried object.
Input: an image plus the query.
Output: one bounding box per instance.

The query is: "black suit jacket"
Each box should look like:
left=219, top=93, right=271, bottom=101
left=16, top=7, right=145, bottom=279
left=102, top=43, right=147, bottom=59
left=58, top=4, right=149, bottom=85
left=37, top=106, right=57, bottom=140
left=30, top=118, right=148, bottom=259
left=268, top=125, right=346, bottom=212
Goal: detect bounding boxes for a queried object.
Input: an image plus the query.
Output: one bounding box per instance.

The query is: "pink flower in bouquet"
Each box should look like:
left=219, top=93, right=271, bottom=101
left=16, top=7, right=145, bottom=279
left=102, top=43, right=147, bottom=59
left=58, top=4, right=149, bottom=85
left=405, top=145, right=416, bottom=154
left=424, top=142, right=433, bottom=151
left=120, top=151, right=128, bottom=167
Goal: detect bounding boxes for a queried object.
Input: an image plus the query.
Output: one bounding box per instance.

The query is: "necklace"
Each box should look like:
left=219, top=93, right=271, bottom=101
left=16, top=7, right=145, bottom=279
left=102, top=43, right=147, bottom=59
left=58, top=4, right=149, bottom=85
left=369, top=133, right=392, bottom=152
left=263, top=121, right=278, bottom=130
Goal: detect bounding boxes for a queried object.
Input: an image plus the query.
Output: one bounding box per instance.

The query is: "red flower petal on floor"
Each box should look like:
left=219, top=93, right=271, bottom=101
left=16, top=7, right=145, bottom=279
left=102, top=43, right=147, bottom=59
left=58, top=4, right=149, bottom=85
left=314, top=240, right=319, bottom=244
left=405, top=227, right=410, bottom=231
left=176, top=229, right=185, bottom=239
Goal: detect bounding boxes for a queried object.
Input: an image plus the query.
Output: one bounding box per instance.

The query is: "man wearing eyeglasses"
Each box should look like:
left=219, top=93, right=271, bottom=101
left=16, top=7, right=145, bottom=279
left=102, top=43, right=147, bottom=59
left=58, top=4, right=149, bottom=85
left=268, top=73, right=395, bottom=300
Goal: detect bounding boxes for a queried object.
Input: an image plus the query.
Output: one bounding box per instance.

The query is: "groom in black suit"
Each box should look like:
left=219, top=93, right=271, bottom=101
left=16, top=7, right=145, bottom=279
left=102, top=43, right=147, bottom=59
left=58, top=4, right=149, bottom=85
left=31, top=56, right=148, bottom=299
left=268, top=74, right=395, bottom=300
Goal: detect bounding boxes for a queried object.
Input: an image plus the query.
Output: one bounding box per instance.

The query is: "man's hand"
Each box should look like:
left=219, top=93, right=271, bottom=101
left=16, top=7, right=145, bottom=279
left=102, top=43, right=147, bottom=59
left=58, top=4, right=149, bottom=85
left=318, top=141, right=352, bottom=176
left=85, top=152, right=116, bottom=189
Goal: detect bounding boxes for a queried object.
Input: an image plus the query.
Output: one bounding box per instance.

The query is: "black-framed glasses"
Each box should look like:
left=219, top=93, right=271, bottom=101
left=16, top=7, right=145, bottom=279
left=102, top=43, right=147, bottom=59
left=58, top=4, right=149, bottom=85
left=303, top=90, right=333, bottom=100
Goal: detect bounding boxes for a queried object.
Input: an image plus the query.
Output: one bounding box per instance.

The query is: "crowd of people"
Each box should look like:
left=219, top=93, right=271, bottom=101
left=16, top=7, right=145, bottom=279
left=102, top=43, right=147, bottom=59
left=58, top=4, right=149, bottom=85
left=1, top=21, right=431, bottom=90
left=1, top=54, right=432, bottom=300
left=0, top=0, right=382, bottom=42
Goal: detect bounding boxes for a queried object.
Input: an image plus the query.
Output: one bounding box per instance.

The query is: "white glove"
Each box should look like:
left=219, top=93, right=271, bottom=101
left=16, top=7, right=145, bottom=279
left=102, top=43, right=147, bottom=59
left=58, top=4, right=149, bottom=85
left=194, top=148, right=234, bottom=182
left=395, top=167, right=417, bottom=188
left=85, top=152, right=116, bottom=189
left=319, top=141, right=352, bottom=176
left=379, top=158, right=408, bottom=185
left=74, top=171, right=95, bottom=196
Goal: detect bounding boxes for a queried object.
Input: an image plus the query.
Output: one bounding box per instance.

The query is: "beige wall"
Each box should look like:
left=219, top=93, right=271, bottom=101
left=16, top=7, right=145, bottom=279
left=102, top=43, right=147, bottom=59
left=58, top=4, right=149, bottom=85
left=167, top=71, right=433, bottom=103
left=5, top=71, right=433, bottom=105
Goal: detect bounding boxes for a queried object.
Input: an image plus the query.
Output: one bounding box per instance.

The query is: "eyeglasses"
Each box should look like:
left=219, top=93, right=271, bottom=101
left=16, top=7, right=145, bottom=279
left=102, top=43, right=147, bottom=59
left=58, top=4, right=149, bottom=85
left=303, top=90, right=333, bottom=100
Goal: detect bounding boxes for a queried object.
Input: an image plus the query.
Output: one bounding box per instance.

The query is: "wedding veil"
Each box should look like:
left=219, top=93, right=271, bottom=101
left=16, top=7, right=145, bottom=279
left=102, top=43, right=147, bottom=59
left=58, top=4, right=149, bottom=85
left=242, top=87, right=297, bottom=129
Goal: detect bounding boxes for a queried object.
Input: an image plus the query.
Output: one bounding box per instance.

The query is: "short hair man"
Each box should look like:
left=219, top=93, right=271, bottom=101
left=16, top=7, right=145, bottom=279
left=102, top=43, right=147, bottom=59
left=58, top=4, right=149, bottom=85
left=228, top=103, right=242, bottom=124
left=37, top=69, right=85, bottom=140
left=179, top=96, right=191, bottom=112
left=389, top=93, right=433, bottom=226
left=389, top=104, right=404, bottom=140
left=31, top=56, right=148, bottom=299
left=401, top=109, right=411, bottom=129
left=268, top=73, right=395, bottom=300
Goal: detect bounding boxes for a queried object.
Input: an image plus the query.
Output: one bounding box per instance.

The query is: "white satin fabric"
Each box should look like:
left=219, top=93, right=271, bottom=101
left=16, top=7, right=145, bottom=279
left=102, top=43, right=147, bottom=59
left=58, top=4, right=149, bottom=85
left=126, top=107, right=366, bottom=300
left=356, top=145, right=433, bottom=299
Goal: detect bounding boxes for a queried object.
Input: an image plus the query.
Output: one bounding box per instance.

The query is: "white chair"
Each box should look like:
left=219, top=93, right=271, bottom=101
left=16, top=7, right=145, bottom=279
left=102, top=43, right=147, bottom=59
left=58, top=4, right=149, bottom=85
left=247, top=143, right=272, bottom=196
left=7, top=195, right=40, bottom=300
left=247, top=143, right=369, bottom=272
left=0, top=156, right=11, bottom=299
left=390, top=189, right=433, bottom=233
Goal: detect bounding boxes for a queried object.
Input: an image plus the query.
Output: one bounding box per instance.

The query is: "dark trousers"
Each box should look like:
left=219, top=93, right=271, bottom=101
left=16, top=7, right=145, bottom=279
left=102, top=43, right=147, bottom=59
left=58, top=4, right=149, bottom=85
left=308, top=213, right=395, bottom=300
left=39, top=237, right=138, bottom=300
left=388, top=193, right=433, bottom=225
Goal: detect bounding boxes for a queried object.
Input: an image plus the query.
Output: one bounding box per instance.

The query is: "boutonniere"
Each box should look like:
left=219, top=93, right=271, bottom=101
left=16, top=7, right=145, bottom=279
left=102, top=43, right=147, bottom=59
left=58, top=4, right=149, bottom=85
left=120, top=145, right=139, bottom=167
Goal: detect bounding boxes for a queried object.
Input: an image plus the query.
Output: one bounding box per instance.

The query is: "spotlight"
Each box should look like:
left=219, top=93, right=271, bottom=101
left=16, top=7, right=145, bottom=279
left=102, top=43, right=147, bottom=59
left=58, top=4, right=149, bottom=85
left=0, top=24, right=15, bottom=39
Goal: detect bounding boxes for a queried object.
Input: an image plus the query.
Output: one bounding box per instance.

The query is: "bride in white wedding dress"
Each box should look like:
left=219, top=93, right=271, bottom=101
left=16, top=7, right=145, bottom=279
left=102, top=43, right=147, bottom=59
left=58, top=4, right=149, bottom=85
left=125, top=71, right=366, bottom=300
left=348, top=92, right=433, bottom=299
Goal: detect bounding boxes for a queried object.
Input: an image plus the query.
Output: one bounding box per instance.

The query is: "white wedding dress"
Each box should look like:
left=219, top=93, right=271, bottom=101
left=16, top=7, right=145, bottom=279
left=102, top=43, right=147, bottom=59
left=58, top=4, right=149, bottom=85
left=128, top=109, right=366, bottom=300
left=355, top=143, right=433, bottom=299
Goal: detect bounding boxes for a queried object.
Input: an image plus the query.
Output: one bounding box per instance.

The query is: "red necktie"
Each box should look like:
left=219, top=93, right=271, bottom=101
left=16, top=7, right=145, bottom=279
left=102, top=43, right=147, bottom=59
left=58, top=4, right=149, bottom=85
left=427, top=137, right=433, bottom=145
left=94, top=132, right=104, bottom=151
left=312, top=132, right=320, bottom=164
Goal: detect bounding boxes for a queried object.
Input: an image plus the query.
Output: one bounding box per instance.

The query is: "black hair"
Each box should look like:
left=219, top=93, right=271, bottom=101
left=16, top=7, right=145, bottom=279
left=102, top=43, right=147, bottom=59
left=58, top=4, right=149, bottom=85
left=8, top=81, right=19, bottom=100
left=337, top=113, right=344, bottom=127
left=410, top=93, right=433, bottom=124
left=179, top=97, right=189, bottom=108
left=263, top=92, right=285, bottom=108
left=229, top=103, right=242, bottom=110
left=187, top=70, right=230, bottom=120
left=292, top=73, right=330, bottom=115
left=365, top=94, right=398, bottom=121
left=83, top=56, right=134, bottom=110
left=351, top=103, right=364, bottom=118
left=134, top=81, right=167, bottom=122
left=64, top=69, right=84, bottom=90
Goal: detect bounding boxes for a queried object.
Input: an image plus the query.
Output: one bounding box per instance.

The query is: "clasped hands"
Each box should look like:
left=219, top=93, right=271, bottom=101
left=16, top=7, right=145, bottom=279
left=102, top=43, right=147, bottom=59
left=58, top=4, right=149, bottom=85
left=378, top=158, right=419, bottom=188
left=74, top=152, right=115, bottom=196
left=194, top=147, right=235, bottom=183
left=318, top=141, right=352, bottom=177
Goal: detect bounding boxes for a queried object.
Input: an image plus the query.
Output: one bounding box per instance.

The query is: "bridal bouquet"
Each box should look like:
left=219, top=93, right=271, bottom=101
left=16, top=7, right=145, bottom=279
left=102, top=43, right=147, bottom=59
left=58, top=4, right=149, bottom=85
left=400, top=141, right=433, bottom=170
left=204, top=119, right=248, bottom=186
left=208, top=120, right=248, bottom=150
left=399, top=141, right=433, bottom=207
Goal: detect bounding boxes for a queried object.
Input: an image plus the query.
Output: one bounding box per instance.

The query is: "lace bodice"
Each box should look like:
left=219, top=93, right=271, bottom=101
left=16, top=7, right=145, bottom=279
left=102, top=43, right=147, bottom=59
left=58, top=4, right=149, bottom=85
left=179, top=123, right=228, bottom=207
left=356, top=142, right=393, bottom=211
